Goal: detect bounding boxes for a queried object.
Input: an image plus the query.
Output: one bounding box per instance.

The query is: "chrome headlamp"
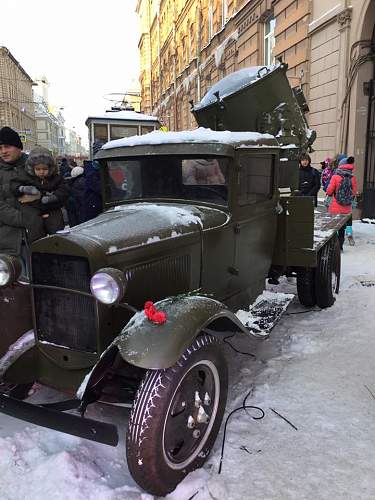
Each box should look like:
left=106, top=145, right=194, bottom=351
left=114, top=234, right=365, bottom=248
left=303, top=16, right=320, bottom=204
left=90, top=268, right=127, bottom=305
left=0, top=255, right=22, bottom=287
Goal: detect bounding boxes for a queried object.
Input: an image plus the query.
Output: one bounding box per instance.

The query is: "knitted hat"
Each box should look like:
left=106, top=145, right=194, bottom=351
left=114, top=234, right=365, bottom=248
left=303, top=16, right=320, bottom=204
left=71, top=166, right=84, bottom=178
left=338, top=157, right=348, bottom=166
left=0, top=126, right=23, bottom=149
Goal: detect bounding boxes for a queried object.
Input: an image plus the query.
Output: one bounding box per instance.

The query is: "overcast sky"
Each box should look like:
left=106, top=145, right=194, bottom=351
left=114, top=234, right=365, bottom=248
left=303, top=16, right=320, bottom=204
left=0, top=0, right=140, bottom=146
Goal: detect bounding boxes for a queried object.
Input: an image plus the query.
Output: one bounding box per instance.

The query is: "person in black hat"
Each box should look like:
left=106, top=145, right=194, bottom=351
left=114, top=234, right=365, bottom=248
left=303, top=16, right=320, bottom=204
left=298, top=152, right=321, bottom=207
left=0, top=126, right=42, bottom=257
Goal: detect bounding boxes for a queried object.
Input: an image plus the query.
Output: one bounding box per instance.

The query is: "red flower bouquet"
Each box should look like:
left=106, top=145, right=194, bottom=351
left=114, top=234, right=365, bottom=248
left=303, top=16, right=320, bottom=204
left=144, top=301, right=167, bottom=325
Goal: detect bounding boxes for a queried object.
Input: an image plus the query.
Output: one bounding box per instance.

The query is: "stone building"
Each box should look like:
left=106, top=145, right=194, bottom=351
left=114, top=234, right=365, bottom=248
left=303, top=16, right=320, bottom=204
left=136, top=0, right=310, bottom=130
left=137, top=1, right=375, bottom=210
left=0, top=47, right=36, bottom=150
left=308, top=0, right=375, bottom=216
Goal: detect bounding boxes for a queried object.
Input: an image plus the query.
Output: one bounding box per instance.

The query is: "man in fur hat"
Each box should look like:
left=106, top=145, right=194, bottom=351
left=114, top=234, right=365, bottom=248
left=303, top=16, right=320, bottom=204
left=0, top=126, right=41, bottom=256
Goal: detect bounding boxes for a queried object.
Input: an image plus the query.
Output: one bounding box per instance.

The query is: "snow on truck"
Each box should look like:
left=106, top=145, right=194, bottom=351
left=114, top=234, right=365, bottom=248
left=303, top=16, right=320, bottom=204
left=0, top=63, right=349, bottom=496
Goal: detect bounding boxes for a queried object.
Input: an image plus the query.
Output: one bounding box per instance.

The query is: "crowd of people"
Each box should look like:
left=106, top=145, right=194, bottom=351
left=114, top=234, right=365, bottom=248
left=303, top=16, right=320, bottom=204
left=0, top=126, right=102, bottom=260
left=298, top=152, right=358, bottom=249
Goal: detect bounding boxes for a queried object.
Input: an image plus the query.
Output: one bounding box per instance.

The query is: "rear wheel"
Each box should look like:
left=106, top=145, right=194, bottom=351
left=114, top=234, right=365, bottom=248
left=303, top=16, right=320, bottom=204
left=296, top=267, right=316, bottom=307
left=126, top=334, right=228, bottom=496
left=315, top=235, right=341, bottom=308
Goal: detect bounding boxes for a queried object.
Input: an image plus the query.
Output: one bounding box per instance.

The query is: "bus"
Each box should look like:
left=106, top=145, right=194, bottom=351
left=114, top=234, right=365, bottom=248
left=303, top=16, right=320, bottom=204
left=85, top=108, right=160, bottom=158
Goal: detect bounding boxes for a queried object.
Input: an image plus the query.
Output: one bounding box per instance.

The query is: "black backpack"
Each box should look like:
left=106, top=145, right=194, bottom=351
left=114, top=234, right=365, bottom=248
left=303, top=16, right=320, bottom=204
left=335, top=170, right=353, bottom=206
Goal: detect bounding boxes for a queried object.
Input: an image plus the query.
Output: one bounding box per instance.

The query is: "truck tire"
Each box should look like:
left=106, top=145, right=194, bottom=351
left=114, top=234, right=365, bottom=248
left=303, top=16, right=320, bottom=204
left=315, top=235, right=341, bottom=308
left=126, top=334, right=228, bottom=496
left=296, top=267, right=316, bottom=307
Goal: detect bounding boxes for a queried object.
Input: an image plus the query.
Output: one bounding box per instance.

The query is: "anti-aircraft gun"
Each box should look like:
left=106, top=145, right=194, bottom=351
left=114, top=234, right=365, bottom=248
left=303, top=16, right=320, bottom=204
left=0, top=63, right=349, bottom=497
left=191, top=62, right=316, bottom=191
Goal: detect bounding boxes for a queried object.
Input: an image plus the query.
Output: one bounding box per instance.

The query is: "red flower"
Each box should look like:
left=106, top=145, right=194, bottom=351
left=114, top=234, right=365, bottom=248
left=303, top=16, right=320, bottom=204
left=144, top=301, right=167, bottom=324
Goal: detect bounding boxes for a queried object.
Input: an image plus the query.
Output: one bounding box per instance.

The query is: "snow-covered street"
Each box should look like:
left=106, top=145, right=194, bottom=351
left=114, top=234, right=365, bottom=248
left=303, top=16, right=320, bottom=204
left=0, top=221, right=374, bottom=500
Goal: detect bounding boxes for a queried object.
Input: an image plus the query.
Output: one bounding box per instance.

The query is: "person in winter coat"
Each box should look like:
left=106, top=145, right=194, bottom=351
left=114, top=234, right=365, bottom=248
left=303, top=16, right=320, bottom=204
left=298, top=153, right=321, bottom=206
left=321, top=158, right=334, bottom=191
left=59, top=157, right=71, bottom=178
left=11, top=147, right=70, bottom=236
left=0, top=126, right=43, bottom=257
left=83, top=159, right=102, bottom=222
left=326, top=156, right=358, bottom=249
left=66, top=166, right=86, bottom=226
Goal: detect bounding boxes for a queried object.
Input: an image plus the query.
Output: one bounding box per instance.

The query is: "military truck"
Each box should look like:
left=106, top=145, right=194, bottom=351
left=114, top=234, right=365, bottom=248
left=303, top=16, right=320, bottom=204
left=0, top=64, right=347, bottom=496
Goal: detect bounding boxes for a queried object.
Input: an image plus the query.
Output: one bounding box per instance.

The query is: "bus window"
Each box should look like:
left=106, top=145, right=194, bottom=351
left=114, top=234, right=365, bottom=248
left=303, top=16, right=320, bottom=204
left=110, top=124, right=138, bottom=140
left=94, top=124, right=108, bottom=143
left=141, top=125, right=155, bottom=135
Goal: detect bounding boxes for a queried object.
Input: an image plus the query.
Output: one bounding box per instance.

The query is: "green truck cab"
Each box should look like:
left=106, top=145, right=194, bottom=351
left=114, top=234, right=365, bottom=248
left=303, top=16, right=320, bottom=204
left=0, top=64, right=347, bottom=496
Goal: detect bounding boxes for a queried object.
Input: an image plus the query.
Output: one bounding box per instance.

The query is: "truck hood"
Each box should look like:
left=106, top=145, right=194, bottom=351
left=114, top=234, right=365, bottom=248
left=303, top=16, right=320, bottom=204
left=42, top=203, right=230, bottom=256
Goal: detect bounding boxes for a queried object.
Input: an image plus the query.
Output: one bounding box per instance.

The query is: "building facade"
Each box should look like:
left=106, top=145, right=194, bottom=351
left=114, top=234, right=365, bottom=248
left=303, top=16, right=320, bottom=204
left=308, top=0, right=375, bottom=216
left=33, top=93, right=60, bottom=154
left=137, top=0, right=375, bottom=209
left=136, top=0, right=310, bottom=131
left=0, top=47, right=36, bottom=150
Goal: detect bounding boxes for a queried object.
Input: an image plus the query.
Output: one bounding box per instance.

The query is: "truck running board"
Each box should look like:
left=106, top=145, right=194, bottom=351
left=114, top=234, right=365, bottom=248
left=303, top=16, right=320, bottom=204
left=236, top=291, right=294, bottom=339
left=0, top=393, right=119, bottom=446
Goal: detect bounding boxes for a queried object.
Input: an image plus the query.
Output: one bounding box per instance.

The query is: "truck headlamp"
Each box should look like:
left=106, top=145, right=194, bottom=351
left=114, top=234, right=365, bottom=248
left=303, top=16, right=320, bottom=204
left=0, top=255, right=22, bottom=287
left=90, top=268, right=127, bottom=305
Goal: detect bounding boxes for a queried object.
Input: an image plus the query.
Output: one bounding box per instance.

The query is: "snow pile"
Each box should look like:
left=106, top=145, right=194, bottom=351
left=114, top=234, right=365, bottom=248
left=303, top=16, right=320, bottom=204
left=102, top=127, right=276, bottom=150
left=195, top=66, right=278, bottom=109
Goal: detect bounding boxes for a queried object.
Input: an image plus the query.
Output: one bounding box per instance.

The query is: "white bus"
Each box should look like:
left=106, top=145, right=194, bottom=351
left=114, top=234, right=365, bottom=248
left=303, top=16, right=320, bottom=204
left=86, top=108, right=160, bottom=158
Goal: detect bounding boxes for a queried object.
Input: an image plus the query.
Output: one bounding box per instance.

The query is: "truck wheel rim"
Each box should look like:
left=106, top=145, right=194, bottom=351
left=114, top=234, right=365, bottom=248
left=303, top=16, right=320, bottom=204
left=162, top=359, right=220, bottom=470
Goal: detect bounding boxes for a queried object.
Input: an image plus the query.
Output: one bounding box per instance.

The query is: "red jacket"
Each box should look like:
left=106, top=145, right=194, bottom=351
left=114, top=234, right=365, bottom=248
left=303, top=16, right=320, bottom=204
left=326, top=163, right=357, bottom=214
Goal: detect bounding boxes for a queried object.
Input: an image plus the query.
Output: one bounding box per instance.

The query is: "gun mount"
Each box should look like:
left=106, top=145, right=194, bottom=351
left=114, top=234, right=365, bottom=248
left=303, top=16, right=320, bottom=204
left=192, top=63, right=316, bottom=155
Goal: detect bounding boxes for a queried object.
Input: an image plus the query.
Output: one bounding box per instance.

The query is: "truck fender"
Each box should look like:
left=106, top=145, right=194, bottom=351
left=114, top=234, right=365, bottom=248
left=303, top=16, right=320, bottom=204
left=77, top=295, right=248, bottom=400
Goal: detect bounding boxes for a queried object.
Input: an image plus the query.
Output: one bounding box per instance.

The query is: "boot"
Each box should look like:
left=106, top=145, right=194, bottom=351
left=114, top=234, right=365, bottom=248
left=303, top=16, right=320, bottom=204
left=345, top=226, right=355, bottom=246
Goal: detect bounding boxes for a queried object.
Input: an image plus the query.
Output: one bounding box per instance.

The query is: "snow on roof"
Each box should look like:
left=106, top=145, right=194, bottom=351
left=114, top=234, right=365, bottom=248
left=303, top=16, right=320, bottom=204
left=101, top=127, right=277, bottom=150
left=86, top=110, right=159, bottom=123
left=194, top=65, right=278, bottom=110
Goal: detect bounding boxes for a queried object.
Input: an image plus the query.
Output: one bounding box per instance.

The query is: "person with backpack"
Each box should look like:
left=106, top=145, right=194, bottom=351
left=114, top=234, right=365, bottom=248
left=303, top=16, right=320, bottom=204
left=326, top=156, right=358, bottom=249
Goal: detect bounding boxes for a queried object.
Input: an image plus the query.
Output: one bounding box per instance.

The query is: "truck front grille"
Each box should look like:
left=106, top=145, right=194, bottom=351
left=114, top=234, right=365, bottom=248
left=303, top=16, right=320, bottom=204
left=32, top=253, right=97, bottom=352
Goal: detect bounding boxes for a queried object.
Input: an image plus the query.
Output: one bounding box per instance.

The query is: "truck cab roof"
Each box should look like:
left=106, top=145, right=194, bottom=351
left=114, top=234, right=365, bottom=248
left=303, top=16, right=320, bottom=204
left=96, top=128, right=279, bottom=159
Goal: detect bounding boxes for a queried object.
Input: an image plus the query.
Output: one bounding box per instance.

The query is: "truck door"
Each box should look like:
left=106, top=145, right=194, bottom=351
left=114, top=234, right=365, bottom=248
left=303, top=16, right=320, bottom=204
left=232, top=150, right=278, bottom=303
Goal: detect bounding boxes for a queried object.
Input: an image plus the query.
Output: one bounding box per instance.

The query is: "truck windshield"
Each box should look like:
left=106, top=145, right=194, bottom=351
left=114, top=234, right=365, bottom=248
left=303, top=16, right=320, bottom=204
left=104, top=156, right=229, bottom=206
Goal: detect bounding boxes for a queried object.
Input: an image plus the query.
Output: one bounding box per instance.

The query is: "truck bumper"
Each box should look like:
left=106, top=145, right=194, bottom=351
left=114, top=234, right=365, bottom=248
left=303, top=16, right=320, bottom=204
left=0, top=393, right=119, bottom=446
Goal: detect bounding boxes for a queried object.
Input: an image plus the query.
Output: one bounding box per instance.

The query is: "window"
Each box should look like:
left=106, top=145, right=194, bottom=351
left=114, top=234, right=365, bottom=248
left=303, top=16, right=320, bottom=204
left=104, top=156, right=229, bottom=206
left=110, top=124, right=138, bottom=140
left=141, top=125, right=155, bottom=135
left=208, top=3, right=213, bottom=41
left=222, top=0, right=228, bottom=28
left=238, top=153, right=274, bottom=205
left=93, top=124, right=108, bottom=143
left=264, top=16, right=276, bottom=66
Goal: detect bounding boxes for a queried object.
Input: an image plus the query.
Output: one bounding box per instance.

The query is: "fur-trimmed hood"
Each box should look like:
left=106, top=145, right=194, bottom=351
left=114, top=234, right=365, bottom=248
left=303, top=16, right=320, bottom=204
left=25, top=147, right=57, bottom=177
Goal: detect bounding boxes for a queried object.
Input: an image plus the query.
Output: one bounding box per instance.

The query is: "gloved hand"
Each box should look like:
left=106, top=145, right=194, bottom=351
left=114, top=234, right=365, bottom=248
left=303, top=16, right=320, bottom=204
left=41, top=194, right=58, bottom=204
left=19, top=185, right=40, bottom=195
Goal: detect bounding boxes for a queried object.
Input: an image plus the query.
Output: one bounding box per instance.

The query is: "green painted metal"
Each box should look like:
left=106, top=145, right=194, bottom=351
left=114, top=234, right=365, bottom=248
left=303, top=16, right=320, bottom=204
left=112, top=296, right=246, bottom=369
left=192, top=64, right=316, bottom=153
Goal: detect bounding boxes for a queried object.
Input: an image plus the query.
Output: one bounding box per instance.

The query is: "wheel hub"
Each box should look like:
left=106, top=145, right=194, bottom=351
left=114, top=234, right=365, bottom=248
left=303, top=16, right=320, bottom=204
left=162, top=359, right=220, bottom=470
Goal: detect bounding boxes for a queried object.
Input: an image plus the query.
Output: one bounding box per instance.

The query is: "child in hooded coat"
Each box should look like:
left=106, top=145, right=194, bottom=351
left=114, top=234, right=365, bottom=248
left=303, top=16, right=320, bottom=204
left=326, top=156, right=358, bottom=248
left=11, top=147, right=70, bottom=237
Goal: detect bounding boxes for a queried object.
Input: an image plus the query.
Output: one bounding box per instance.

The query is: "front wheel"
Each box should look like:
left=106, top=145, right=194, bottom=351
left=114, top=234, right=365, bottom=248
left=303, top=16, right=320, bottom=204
left=126, top=334, right=228, bottom=496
